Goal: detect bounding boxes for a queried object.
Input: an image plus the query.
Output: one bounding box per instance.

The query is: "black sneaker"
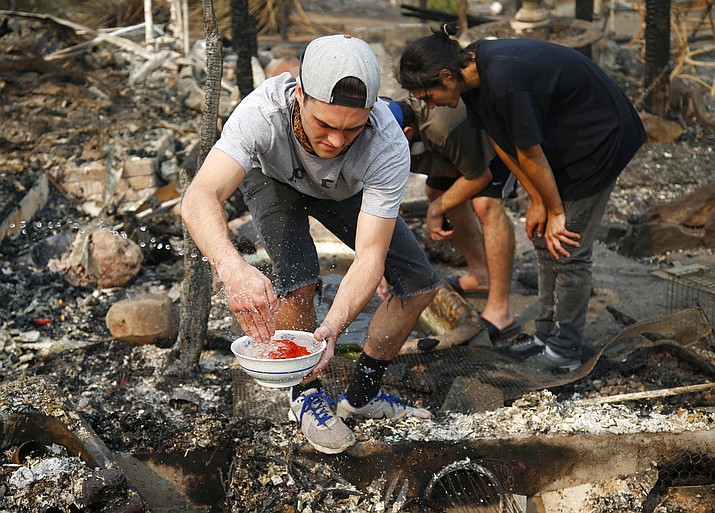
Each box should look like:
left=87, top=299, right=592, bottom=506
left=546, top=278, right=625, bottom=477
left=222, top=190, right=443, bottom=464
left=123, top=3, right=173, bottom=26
left=501, top=333, right=545, bottom=359
left=527, top=346, right=581, bottom=372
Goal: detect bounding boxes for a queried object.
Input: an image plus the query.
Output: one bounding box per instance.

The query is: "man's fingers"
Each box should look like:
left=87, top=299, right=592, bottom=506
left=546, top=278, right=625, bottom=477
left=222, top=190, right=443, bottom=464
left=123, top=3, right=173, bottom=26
left=561, top=236, right=581, bottom=247
left=302, top=350, right=331, bottom=383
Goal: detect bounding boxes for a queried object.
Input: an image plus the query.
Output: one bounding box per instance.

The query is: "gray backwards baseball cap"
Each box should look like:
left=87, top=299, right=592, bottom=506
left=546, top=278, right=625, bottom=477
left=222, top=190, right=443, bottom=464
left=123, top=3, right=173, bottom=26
left=299, top=34, right=380, bottom=109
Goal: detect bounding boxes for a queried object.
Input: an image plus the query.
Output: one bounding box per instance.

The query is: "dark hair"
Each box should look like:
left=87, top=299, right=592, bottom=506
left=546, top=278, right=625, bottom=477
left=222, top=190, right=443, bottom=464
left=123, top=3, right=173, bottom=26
left=398, top=24, right=472, bottom=92
left=395, top=100, right=417, bottom=128
left=304, top=76, right=367, bottom=105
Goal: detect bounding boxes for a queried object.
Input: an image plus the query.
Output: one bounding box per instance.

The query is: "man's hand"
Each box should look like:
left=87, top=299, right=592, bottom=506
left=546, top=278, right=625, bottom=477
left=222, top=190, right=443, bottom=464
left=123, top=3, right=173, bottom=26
left=303, top=323, right=339, bottom=381
left=525, top=200, right=547, bottom=240
left=376, top=277, right=392, bottom=301
left=426, top=204, right=454, bottom=240
left=221, top=262, right=279, bottom=343
left=544, top=210, right=580, bottom=259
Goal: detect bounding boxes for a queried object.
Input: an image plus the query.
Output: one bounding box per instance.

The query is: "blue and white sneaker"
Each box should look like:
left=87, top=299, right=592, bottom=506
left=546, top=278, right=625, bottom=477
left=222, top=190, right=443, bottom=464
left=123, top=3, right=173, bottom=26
left=336, top=390, right=432, bottom=420
left=289, top=388, right=355, bottom=454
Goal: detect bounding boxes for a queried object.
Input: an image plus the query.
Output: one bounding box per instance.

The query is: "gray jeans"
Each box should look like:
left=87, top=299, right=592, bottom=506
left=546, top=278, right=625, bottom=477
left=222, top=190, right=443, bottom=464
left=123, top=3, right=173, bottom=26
left=532, top=182, right=616, bottom=356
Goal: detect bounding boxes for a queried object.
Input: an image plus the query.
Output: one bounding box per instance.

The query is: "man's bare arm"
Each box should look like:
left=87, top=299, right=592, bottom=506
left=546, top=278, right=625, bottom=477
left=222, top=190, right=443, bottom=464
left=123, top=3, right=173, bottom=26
left=181, top=148, right=279, bottom=342
left=308, top=211, right=395, bottom=377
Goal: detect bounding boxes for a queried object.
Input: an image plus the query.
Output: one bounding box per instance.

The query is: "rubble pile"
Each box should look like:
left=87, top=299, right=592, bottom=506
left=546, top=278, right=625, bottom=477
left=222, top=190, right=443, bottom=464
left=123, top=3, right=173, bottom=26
left=0, top=5, right=714, bottom=513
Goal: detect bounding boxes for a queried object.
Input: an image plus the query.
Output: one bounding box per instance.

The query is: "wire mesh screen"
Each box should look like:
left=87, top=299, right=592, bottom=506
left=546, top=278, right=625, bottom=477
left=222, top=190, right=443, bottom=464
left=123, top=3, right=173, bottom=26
left=644, top=449, right=715, bottom=510
left=666, top=264, right=715, bottom=324
left=423, top=458, right=524, bottom=513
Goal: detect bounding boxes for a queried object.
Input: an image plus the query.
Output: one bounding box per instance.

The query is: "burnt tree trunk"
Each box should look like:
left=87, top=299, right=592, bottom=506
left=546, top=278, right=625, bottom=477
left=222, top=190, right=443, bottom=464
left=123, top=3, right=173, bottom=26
left=172, top=0, right=223, bottom=378
left=575, top=0, right=594, bottom=57
left=575, top=0, right=594, bottom=20
left=644, top=0, right=671, bottom=116
left=230, top=0, right=257, bottom=99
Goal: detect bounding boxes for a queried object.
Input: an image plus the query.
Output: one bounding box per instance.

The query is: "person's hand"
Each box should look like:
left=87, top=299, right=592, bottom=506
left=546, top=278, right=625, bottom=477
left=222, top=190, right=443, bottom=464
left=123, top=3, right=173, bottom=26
left=222, top=262, right=279, bottom=343
left=376, top=277, right=391, bottom=301
left=426, top=204, right=453, bottom=240
left=303, top=323, right=339, bottom=381
left=525, top=201, right=547, bottom=241
left=544, top=211, right=580, bottom=259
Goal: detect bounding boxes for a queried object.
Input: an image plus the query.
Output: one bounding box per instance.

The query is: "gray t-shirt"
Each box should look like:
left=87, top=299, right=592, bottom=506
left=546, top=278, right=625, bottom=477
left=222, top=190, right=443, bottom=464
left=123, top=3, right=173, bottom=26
left=214, top=73, right=410, bottom=218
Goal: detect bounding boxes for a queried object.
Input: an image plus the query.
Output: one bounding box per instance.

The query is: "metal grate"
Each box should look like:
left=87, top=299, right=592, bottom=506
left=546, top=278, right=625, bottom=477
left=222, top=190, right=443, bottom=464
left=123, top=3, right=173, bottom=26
left=666, top=264, right=715, bottom=324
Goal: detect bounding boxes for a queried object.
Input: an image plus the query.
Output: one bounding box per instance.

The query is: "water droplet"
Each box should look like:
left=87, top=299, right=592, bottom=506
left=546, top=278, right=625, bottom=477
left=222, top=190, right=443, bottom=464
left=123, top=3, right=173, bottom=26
left=157, top=243, right=164, bottom=250
left=35, top=222, right=42, bottom=228
left=140, top=242, right=146, bottom=248
left=201, top=256, right=208, bottom=262
left=9, top=224, right=15, bottom=229
left=140, top=226, right=147, bottom=232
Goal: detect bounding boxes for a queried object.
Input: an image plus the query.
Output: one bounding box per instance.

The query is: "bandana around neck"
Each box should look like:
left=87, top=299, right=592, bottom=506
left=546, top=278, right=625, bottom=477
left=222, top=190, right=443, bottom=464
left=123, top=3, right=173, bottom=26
left=292, top=99, right=363, bottom=157
left=292, top=100, right=316, bottom=156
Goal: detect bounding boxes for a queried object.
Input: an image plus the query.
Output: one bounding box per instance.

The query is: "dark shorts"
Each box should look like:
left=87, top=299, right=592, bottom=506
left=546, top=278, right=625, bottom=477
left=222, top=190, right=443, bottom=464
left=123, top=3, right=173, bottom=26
left=426, top=157, right=516, bottom=199
left=239, top=170, right=442, bottom=298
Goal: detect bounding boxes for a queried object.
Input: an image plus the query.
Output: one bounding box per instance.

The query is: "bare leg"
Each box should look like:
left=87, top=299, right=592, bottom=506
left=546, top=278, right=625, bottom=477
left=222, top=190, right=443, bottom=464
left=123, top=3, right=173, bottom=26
left=274, top=284, right=318, bottom=331
left=362, top=289, right=438, bottom=360
left=426, top=185, right=489, bottom=292
left=474, top=197, right=515, bottom=330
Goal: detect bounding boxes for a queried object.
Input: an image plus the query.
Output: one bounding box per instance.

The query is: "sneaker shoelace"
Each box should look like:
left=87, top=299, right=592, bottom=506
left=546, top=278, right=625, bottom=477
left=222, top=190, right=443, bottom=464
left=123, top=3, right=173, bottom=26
left=372, top=390, right=406, bottom=412
left=512, top=334, right=538, bottom=348
left=300, top=390, right=336, bottom=427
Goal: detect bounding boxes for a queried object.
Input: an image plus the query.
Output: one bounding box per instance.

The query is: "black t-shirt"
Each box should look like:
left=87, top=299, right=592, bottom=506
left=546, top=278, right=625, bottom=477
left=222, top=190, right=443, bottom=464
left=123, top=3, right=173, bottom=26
left=462, top=39, right=646, bottom=200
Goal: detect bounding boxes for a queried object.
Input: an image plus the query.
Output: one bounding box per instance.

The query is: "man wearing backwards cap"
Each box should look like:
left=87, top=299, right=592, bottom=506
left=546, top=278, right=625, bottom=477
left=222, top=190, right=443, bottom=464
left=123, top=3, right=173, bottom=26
left=182, top=34, right=440, bottom=454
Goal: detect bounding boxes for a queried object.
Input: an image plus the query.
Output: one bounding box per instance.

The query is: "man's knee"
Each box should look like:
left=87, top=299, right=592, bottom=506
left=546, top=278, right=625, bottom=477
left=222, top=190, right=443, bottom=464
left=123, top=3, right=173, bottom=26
left=473, top=196, right=501, bottom=221
left=283, top=283, right=318, bottom=306
left=473, top=197, right=511, bottom=228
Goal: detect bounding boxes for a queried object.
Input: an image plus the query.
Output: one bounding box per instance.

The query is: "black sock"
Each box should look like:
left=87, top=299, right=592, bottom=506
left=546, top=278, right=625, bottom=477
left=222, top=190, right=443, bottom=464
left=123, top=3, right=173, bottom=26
left=291, top=379, right=323, bottom=400
left=344, top=352, right=389, bottom=407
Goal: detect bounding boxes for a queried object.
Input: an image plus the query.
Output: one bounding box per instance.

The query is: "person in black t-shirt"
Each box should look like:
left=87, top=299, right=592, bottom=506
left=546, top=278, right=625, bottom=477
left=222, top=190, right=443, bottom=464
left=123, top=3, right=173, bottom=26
left=398, top=26, right=647, bottom=372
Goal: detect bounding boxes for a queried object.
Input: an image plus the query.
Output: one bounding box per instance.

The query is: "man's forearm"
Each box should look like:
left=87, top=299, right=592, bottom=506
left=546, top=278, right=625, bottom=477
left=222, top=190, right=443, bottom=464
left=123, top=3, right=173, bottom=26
left=516, top=145, right=564, bottom=214
left=432, top=173, right=492, bottom=215
left=491, top=141, right=542, bottom=204
left=323, top=255, right=384, bottom=336
left=181, top=148, right=247, bottom=271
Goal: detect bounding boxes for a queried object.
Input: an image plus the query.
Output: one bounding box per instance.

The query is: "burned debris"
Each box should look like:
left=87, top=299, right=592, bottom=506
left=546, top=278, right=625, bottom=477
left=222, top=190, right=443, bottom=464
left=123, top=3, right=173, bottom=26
left=1, top=2, right=715, bottom=513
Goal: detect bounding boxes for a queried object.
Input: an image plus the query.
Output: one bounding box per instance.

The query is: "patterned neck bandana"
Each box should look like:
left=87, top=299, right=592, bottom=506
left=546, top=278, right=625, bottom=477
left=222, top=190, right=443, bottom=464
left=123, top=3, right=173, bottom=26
left=292, top=100, right=316, bottom=156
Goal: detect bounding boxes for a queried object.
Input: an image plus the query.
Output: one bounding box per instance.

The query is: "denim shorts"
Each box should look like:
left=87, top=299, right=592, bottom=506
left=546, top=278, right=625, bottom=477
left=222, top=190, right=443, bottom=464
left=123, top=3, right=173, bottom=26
left=239, top=170, right=442, bottom=298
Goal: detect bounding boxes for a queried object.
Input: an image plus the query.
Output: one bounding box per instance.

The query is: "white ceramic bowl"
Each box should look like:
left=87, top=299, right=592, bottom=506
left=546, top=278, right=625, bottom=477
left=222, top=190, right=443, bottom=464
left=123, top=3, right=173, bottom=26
left=230, top=330, right=326, bottom=388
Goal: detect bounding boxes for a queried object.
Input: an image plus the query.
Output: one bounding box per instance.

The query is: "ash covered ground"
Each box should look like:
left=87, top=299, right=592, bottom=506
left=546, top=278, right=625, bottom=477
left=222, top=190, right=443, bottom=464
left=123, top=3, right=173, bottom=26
left=0, top=3, right=714, bottom=513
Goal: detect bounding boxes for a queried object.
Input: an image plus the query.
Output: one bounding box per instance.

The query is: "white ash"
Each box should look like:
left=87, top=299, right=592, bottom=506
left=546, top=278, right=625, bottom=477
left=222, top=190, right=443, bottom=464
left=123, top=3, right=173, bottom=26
left=583, top=470, right=659, bottom=513
left=351, top=390, right=715, bottom=444
left=2, top=444, right=93, bottom=512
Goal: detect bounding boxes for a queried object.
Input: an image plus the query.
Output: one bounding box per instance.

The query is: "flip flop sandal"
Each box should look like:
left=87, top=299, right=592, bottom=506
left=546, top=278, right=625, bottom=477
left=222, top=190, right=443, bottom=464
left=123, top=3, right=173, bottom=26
left=444, top=275, right=489, bottom=299
left=479, top=317, right=522, bottom=343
